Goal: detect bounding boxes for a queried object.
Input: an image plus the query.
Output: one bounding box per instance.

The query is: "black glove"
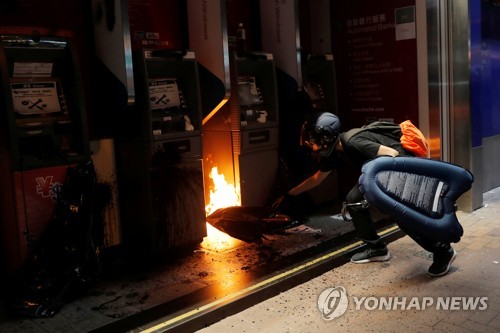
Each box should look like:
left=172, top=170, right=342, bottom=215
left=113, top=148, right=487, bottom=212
left=272, top=193, right=312, bottom=222
left=272, top=193, right=306, bottom=221
left=272, top=193, right=294, bottom=214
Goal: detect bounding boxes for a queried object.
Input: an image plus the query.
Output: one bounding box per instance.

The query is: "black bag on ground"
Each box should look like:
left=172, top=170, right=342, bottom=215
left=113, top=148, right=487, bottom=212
left=8, top=160, right=102, bottom=318
left=206, top=206, right=300, bottom=242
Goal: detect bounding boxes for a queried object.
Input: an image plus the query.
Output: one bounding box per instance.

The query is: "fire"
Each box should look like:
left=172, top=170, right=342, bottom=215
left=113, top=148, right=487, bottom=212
left=203, top=166, right=241, bottom=248
left=205, top=166, right=241, bottom=215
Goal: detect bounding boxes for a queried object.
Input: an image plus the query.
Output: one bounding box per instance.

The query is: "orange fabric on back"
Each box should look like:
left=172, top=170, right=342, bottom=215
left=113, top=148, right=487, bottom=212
left=399, top=120, right=429, bottom=157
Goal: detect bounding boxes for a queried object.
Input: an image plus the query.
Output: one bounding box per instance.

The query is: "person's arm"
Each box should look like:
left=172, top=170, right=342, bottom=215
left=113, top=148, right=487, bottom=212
left=350, top=135, right=399, bottom=159
left=377, top=145, right=400, bottom=157
left=288, top=169, right=332, bottom=196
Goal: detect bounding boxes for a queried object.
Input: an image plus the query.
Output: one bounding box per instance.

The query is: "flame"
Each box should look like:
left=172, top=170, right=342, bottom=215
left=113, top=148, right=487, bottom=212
left=205, top=166, right=241, bottom=215
left=203, top=167, right=241, bottom=249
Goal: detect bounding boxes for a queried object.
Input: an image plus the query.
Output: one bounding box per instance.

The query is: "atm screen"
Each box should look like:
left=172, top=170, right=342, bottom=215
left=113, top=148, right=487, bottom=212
left=148, top=78, right=182, bottom=111
left=238, top=76, right=262, bottom=107
left=304, top=79, right=326, bottom=111
left=10, top=81, right=62, bottom=115
left=305, top=80, right=324, bottom=103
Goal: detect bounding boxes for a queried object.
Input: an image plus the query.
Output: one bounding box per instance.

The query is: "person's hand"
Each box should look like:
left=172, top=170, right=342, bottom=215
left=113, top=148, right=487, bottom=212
left=271, top=193, right=311, bottom=222
left=272, top=193, right=294, bottom=213
left=377, top=145, right=399, bottom=157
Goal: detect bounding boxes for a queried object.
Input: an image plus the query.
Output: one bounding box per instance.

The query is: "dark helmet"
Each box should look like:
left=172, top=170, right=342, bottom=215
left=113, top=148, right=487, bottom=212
left=301, top=112, right=341, bottom=156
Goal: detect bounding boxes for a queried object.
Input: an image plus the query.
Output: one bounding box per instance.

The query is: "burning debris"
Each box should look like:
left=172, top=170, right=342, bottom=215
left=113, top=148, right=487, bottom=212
left=203, top=166, right=300, bottom=243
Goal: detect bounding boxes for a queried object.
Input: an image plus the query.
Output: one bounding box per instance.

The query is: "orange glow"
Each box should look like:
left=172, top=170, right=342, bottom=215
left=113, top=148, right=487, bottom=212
left=202, top=223, right=239, bottom=251
left=205, top=167, right=241, bottom=215
left=203, top=167, right=241, bottom=249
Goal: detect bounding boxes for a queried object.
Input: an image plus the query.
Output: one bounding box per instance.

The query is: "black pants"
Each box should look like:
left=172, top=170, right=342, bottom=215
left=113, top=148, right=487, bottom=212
left=346, top=183, right=451, bottom=255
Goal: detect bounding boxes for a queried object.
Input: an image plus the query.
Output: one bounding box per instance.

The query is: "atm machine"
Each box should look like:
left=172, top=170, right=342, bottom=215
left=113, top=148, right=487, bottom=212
left=203, top=51, right=279, bottom=207
left=235, top=53, right=279, bottom=206
left=0, top=35, right=90, bottom=272
left=114, top=49, right=206, bottom=259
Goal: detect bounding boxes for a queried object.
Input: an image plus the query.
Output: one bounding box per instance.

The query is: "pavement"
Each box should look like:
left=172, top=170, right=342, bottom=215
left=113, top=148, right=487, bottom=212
left=196, top=187, right=500, bottom=333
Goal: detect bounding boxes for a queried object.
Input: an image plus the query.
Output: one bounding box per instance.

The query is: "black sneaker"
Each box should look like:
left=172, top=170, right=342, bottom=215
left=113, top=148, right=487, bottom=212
left=351, top=246, right=391, bottom=263
left=427, top=247, right=457, bottom=277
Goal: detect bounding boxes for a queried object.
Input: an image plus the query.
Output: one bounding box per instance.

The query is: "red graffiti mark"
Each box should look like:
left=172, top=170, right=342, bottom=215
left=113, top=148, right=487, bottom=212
left=36, top=176, right=54, bottom=198
left=35, top=176, right=63, bottom=202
